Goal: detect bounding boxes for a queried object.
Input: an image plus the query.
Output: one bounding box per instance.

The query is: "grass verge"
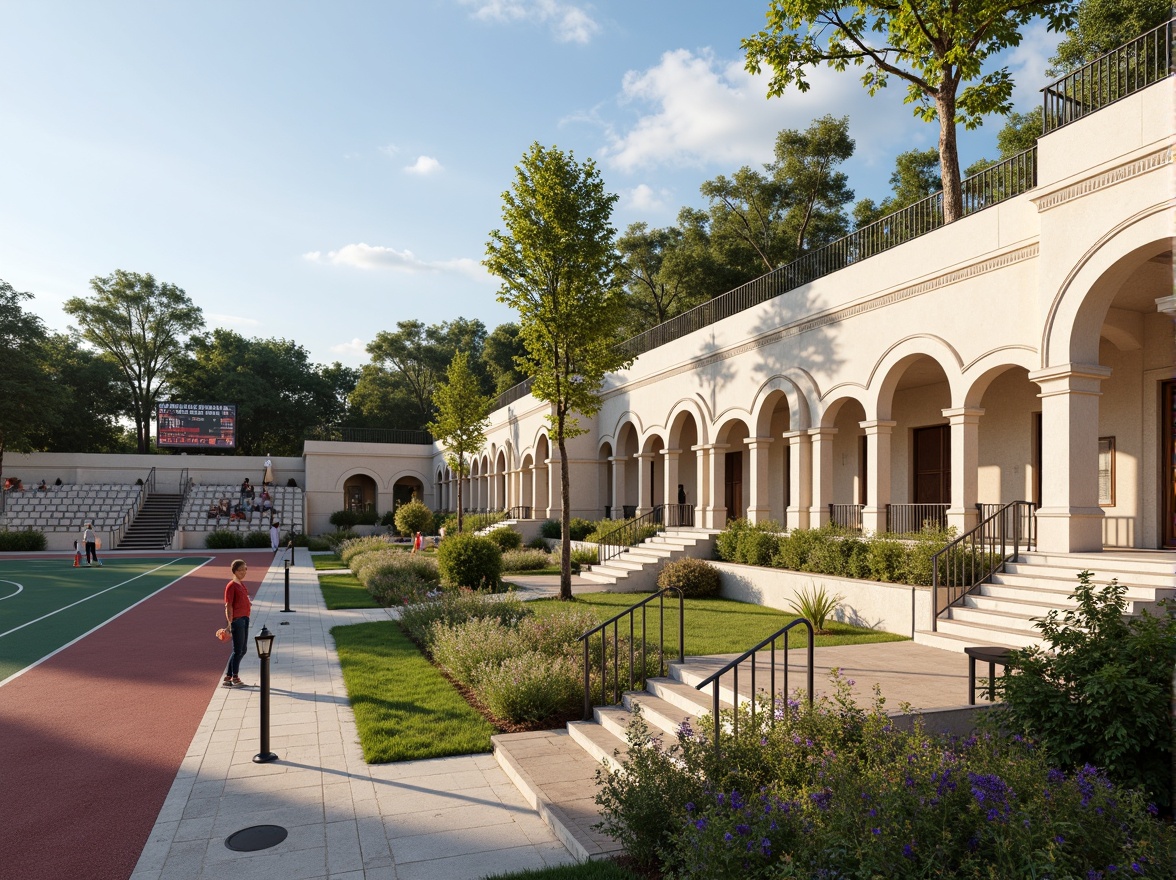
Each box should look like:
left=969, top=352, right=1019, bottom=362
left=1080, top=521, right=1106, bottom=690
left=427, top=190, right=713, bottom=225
left=332, top=621, right=496, bottom=761
left=527, top=593, right=906, bottom=655
left=484, top=861, right=640, bottom=880
left=312, top=553, right=344, bottom=570
left=318, top=572, right=380, bottom=610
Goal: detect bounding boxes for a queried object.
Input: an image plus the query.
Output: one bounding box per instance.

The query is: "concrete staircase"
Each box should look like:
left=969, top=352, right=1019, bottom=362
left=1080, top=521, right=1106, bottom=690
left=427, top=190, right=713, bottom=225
left=118, top=493, right=183, bottom=550
left=493, top=658, right=729, bottom=862
left=915, top=551, right=1176, bottom=652
left=579, top=527, right=722, bottom=592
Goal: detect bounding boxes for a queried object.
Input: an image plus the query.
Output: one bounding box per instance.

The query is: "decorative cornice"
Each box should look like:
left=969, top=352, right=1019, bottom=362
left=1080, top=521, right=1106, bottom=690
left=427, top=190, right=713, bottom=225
left=605, top=243, right=1039, bottom=399
left=1034, top=147, right=1172, bottom=212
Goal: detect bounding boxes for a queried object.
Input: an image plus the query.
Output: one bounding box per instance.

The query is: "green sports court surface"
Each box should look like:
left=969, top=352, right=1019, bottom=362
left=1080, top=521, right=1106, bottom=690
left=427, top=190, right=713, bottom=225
left=0, top=556, right=212, bottom=684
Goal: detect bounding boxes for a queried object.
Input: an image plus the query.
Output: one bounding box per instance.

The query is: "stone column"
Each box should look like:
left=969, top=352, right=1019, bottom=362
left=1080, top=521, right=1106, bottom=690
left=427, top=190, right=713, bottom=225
left=859, top=420, right=896, bottom=534
left=1028, top=363, right=1111, bottom=552
left=807, top=428, right=837, bottom=527
left=943, top=407, right=985, bottom=534
left=545, top=454, right=561, bottom=520
left=662, top=448, right=682, bottom=525
left=783, top=430, right=812, bottom=531
left=634, top=452, right=657, bottom=516
left=608, top=456, right=626, bottom=519
left=691, top=445, right=709, bottom=527
left=695, top=444, right=728, bottom=529
left=745, top=437, right=773, bottom=524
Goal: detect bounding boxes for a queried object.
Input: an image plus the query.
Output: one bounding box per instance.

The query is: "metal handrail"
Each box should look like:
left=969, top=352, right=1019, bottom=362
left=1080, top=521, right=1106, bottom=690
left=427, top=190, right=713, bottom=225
left=506, top=505, right=531, bottom=520
left=144, top=466, right=156, bottom=496
left=1043, top=17, right=1174, bottom=133
left=306, top=425, right=434, bottom=445
left=694, top=619, right=815, bottom=759
left=596, top=505, right=666, bottom=564
left=827, top=503, right=864, bottom=532
left=931, top=500, right=1036, bottom=630
left=885, top=503, right=949, bottom=534
left=169, top=468, right=192, bottom=543
left=578, top=587, right=685, bottom=720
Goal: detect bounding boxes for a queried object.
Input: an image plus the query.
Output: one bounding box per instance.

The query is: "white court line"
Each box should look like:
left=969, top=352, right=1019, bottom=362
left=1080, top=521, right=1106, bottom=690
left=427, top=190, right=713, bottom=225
left=0, top=557, right=215, bottom=689
left=0, top=557, right=214, bottom=642
left=0, top=580, right=24, bottom=601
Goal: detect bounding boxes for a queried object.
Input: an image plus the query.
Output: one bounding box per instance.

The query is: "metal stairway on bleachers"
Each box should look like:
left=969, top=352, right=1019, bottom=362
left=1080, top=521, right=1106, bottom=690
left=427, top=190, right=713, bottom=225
left=118, top=493, right=183, bottom=550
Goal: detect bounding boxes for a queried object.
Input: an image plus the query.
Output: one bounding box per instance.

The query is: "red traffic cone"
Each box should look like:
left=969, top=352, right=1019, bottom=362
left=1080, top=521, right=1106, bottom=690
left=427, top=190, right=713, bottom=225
left=73, top=542, right=81, bottom=567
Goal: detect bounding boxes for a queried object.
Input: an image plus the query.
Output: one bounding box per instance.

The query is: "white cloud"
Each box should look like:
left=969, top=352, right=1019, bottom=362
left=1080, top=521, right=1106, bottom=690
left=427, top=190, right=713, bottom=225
left=598, top=47, right=946, bottom=174
left=208, top=313, right=260, bottom=327
left=380, top=143, right=400, bottom=158
left=459, top=0, right=600, bottom=44
left=303, top=243, right=486, bottom=280
left=330, top=337, right=368, bottom=357
left=1005, top=21, right=1065, bottom=110
left=405, top=155, right=443, bottom=175
left=623, top=183, right=671, bottom=213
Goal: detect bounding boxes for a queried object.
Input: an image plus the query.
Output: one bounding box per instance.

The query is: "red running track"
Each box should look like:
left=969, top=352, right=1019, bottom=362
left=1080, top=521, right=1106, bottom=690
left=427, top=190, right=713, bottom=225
left=0, top=553, right=260, bottom=880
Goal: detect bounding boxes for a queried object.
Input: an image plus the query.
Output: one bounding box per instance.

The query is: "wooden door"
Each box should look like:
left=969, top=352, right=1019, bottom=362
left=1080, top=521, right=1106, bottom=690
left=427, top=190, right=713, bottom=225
left=913, top=425, right=951, bottom=504
left=1164, top=382, right=1175, bottom=548
left=724, top=451, right=743, bottom=523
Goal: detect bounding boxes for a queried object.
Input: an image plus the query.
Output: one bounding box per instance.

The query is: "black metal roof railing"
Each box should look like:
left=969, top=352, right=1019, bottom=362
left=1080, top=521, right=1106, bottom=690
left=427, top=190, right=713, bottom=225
left=1043, top=17, right=1174, bottom=133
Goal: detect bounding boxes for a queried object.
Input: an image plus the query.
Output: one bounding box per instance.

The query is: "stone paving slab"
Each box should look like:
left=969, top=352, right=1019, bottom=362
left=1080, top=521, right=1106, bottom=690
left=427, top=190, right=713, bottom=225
left=131, top=552, right=578, bottom=880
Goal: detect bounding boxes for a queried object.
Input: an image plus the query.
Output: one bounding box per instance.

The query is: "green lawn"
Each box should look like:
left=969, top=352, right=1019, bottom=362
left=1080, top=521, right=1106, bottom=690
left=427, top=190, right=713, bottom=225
left=527, top=593, right=906, bottom=656
left=332, top=621, right=496, bottom=761
left=318, top=572, right=380, bottom=609
left=484, top=862, right=639, bottom=880
left=311, top=553, right=344, bottom=570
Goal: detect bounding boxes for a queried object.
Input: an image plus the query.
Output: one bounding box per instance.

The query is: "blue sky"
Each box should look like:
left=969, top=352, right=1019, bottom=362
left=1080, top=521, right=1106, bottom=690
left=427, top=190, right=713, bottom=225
left=1, top=1, right=1062, bottom=368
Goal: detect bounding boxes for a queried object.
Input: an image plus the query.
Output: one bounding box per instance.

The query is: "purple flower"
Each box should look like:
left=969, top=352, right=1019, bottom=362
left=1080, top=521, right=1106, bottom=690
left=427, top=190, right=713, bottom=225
left=810, top=788, right=833, bottom=811
left=723, top=832, right=733, bottom=842
left=677, top=720, right=694, bottom=739
left=760, top=837, right=772, bottom=855
left=694, top=818, right=707, bottom=830
left=685, top=802, right=695, bottom=812
left=871, top=827, right=881, bottom=835
left=902, top=842, right=916, bottom=859
left=735, top=824, right=751, bottom=836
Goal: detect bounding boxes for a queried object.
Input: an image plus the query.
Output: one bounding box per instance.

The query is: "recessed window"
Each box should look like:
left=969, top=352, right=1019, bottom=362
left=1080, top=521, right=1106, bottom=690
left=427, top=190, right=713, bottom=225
left=1098, top=437, right=1115, bottom=507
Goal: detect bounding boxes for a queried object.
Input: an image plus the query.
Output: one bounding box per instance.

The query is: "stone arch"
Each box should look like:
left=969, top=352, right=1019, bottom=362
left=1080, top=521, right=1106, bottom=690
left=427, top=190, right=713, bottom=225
left=865, top=335, right=964, bottom=421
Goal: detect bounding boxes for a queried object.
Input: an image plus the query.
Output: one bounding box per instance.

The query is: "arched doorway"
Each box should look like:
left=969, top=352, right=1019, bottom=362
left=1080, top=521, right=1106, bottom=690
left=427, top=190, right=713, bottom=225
left=343, top=473, right=377, bottom=514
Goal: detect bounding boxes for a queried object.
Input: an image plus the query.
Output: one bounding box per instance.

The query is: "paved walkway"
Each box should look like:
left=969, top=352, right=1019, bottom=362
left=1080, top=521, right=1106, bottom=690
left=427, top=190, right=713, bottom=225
left=131, top=552, right=580, bottom=880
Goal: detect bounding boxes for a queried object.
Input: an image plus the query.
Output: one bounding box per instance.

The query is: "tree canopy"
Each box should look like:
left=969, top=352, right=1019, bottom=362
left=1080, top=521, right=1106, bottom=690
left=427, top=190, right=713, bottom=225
left=427, top=351, right=491, bottom=532
left=743, top=0, right=1076, bottom=222
left=485, top=142, right=632, bottom=599
left=63, top=270, right=204, bottom=453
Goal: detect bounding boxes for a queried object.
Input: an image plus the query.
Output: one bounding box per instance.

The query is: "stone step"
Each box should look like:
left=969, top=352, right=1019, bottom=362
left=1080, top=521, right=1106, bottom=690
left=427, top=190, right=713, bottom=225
left=622, top=690, right=701, bottom=739
left=566, top=719, right=627, bottom=774
left=1010, top=556, right=1175, bottom=584
left=1018, top=551, right=1175, bottom=575
left=930, top=617, right=1043, bottom=650
left=943, top=604, right=1041, bottom=633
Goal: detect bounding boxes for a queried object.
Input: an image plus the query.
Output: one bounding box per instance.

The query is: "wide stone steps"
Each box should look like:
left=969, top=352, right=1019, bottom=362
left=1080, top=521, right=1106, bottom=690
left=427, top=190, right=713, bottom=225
left=915, top=551, right=1175, bottom=653
left=579, top=527, right=720, bottom=590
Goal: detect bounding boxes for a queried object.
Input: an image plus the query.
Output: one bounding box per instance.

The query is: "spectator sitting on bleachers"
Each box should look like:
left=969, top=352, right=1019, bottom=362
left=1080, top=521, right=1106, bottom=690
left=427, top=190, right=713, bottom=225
left=218, top=498, right=231, bottom=518
left=37, top=480, right=48, bottom=492
left=259, top=490, right=272, bottom=511
left=207, top=502, right=220, bottom=520
left=240, top=478, right=254, bottom=501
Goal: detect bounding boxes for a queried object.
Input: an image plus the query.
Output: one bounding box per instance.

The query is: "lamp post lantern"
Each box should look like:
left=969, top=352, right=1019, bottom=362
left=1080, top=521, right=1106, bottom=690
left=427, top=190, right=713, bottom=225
left=253, top=626, right=278, bottom=763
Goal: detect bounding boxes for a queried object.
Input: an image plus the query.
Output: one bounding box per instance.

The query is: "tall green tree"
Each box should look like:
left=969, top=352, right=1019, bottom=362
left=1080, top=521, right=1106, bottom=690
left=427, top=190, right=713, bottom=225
left=63, top=270, right=204, bottom=452
left=743, top=0, right=1076, bottom=223
left=29, top=334, right=132, bottom=454
left=485, top=143, right=633, bottom=600
left=169, top=329, right=354, bottom=455
left=0, top=280, right=65, bottom=478
left=427, top=351, right=491, bottom=532
left=482, top=322, right=529, bottom=394
left=615, top=223, right=704, bottom=331
left=1049, top=0, right=1171, bottom=74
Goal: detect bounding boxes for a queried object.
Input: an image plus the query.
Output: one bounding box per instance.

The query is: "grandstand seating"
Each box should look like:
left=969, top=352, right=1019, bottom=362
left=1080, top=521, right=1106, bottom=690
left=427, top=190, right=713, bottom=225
left=178, top=485, right=304, bottom=534
left=0, top=484, right=142, bottom=534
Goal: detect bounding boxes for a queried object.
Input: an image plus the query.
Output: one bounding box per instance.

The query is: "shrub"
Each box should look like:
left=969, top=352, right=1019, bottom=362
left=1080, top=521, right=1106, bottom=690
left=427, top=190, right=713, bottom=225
left=394, top=496, right=434, bottom=537
left=243, top=530, right=271, bottom=548
left=552, top=545, right=599, bottom=573
left=713, top=518, right=750, bottom=562
left=657, top=557, right=720, bottom=598
left=0, top=529, right=47, bottom=552
left=306, top=535, right=333, bottom=551
left=430, top=616, right=521, bottom=683
left=478, top=652, right=582, bottom=724
left=735, top=521, right=782, bottom=566
left=501, top=549, right=550, bottom=571
left=364, top=554, right=441, bottom=607
left=328, top=509, right=359, bottom=529
left=485, top=526, right=522, bottom=551
left=398, top=591, right=529, bottom=649
left=539, top=519, right=561, bottom=539
left=568, top=517, right=595, bottom=541
left=996, top=570, right=1176, bottom=809
left=596, top=675, right=1174, bottom=877
left=286, top=531, right=310, bottom=547
left=379, top=510, right=397, bottom=528
left=355, top=508, right=379, bottom=526
left=436, top=532, right=501, bottom=590
left=323, top=529, right=359, bottom=549
left=205, top=529, right=244, bottom=549
left=900, top=527, right=954, bottom=586
left=339, top=535, right=392, bottom=568
left=865, top=536, right=906, bottom=582
left=786, top=585, right=844, bottom=633
left=526, top=536, right=550, bottom=550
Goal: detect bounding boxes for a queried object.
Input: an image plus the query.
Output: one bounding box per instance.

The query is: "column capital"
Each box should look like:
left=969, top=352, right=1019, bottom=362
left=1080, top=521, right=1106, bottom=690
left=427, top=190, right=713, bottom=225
left=807, top=427, right=838, bottom=439
left=1029, top=362, right=1112, bottom=396
left=781, top=430, right=810, bottom=441
left=691, top=443, right=729, bottom=452
left=661, top=447, right=683, bottom=457
left=634, top=451, right=658, bottom=461
left=607, top=456, right=627, bottom=463
left=858, top=419, right=897, bottom=433
left=941, top=407, right=985, bottom=423
left=1156, top=294, right=1176, bottom=315
left=744, top=436, right=774, bottom=449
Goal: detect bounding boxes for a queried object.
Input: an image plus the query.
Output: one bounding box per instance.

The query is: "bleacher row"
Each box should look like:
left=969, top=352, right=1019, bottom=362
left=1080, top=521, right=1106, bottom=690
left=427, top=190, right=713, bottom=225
left=178, top=485, right=304, bottom=533
left=1, top=484, right=141, bottom=532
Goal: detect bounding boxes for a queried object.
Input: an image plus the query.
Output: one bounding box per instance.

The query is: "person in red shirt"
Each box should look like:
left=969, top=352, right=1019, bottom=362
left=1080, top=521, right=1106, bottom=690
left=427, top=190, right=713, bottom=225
left=222, top=559, right=253, bottom=688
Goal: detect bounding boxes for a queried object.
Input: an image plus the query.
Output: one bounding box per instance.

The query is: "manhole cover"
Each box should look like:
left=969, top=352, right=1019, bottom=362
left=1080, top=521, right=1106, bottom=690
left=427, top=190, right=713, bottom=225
left=225, top=825, right=288, bottom=852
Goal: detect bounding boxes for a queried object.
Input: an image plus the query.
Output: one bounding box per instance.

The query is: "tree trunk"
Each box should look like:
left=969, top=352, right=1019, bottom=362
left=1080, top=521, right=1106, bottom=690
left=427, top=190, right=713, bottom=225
left=937, top=90, right=963, bottom=223
left=456, top=464, right=463, bottom=533
left=558, top=425, right=572, bottom=601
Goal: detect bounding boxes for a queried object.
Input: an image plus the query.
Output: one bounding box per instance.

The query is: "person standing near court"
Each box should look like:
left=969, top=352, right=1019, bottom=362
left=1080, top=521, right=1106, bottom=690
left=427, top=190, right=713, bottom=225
left=270, top=520, right=281, bottom=554
left=222, top=559, right=252, bottom=688
left=81, top=521, right=102, bottom=567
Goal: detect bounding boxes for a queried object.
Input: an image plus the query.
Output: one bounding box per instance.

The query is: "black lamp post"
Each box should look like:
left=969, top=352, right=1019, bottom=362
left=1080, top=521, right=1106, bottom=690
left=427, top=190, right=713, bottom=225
left=281, top=555, right=295, bottom=613
left=253, top=626, right=278, bottom=763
